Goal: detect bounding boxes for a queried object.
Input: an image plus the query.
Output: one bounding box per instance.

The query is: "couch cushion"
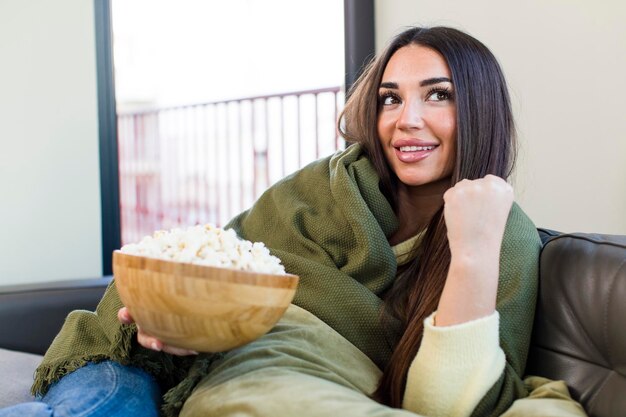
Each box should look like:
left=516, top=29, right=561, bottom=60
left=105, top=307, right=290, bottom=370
left=0, top=348, right=41, bottom=408
left=526, top=232, right=626, bottom=417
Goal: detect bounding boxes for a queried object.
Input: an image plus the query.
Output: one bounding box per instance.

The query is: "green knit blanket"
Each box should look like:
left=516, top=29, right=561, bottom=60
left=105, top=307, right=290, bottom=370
left=33, top=144, right=541, bottom=417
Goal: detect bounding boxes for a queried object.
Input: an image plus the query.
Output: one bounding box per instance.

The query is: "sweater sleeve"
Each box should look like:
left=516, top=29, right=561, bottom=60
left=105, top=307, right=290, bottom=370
left=403, top=311, right=505, bottom=417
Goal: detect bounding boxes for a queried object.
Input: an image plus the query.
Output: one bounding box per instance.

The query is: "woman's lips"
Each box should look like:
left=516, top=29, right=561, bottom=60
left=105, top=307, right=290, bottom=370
left=394, top=144, right=438, bottom=163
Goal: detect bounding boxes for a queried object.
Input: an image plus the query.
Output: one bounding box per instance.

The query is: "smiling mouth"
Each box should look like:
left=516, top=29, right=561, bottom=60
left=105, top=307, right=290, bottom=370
left=394, top=144, right=438, bottom=163
left=398, top=145, right=436, bottom=152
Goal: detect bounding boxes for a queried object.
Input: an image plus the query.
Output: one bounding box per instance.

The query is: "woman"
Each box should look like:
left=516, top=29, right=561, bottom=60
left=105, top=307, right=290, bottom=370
left=1, top=26, right=554, bottom=417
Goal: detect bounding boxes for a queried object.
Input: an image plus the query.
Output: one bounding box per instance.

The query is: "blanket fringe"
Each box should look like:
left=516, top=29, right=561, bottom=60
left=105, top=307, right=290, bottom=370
left=31, top=323, right=137, bottom=397
left=31, top=355, right=110, bottom=396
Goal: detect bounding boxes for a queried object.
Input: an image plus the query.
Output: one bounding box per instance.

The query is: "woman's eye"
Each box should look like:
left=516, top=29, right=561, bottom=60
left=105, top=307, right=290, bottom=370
left=380, top=93, right=400, bottom=106
left=426, top=89, right=452, bottom=102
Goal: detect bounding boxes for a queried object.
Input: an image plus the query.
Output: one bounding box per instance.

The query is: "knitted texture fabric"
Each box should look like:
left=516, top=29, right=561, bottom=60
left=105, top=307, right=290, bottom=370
left=32, top=144, right=541, bottom=417
left=226, top=144, right=400, bottom=368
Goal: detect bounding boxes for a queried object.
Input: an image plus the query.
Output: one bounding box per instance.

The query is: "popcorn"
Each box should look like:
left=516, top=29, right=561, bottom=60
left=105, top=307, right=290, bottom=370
left=120, top=224, right=286, bottom=275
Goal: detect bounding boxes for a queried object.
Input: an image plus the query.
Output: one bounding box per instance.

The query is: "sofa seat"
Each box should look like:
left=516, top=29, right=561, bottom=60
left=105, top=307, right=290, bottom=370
left=0, top=277, right=111, bottom=409
left=0, top=348, right=41, bottom=408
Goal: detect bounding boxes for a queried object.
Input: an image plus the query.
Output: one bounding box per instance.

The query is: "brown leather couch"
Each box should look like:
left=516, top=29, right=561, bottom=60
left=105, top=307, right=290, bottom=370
left=525, top=229, right=626, bottom=417
left=1, top=229, right=624, bottom=416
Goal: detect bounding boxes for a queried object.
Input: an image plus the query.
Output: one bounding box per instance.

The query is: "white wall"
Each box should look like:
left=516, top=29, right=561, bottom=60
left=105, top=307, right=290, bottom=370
left=0, top=0, right=103, bottom=285
left=375, top=0, right=626, bottom=234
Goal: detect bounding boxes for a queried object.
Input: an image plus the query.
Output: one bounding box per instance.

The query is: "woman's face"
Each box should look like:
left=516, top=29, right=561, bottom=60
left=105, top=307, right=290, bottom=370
left=377, top=44, right=456, bottom=189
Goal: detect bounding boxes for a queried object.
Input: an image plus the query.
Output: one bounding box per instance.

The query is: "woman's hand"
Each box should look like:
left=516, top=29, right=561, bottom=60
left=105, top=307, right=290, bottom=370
left=435, top=175, right=514, bottom=326
left=117, top=307, right=199, bottom=356
left=443, top=175, right=514, bottom=258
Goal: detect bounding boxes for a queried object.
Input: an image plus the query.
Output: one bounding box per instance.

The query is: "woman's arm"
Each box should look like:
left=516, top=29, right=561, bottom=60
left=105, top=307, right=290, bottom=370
left=437, top=175, right=514, bottom=325
left=403, top=175, right=535, bottom=417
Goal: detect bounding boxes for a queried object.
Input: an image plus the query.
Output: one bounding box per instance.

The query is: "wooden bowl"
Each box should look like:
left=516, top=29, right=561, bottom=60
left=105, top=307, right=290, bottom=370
left=112, top=250, right=299, bottom=352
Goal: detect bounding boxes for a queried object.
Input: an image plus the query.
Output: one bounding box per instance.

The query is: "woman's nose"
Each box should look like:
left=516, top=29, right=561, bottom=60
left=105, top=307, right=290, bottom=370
left=396, top=100, right=425, bottom=130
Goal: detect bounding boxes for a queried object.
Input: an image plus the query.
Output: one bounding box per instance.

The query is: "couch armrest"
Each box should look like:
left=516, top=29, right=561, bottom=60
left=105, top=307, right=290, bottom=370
left=0, top=277, right=111, bottom=355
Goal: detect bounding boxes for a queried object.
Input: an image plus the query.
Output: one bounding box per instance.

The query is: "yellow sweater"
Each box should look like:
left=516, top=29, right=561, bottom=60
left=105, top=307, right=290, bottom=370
left=393, top=233, right=504, bottom=417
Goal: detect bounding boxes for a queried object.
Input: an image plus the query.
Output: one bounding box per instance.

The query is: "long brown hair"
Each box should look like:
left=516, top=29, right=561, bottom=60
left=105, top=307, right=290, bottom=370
left=338, top=26, right=516, bottom=407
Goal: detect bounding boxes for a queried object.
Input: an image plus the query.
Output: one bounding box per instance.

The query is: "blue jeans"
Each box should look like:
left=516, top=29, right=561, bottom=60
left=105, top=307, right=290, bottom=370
left=0, top=361, right=161, bottom=417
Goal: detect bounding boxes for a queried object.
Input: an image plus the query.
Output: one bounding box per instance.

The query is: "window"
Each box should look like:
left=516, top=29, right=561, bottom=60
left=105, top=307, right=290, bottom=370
left=111, top=0, right=345, bottom=243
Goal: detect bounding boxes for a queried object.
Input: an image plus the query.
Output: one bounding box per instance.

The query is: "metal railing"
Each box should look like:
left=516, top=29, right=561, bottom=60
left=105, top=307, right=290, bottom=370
left=117, top=86, right=344, bottom=244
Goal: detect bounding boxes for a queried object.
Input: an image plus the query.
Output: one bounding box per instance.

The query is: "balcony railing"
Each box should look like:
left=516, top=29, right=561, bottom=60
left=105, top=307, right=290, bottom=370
left=117, top=86, right=344, bottom=245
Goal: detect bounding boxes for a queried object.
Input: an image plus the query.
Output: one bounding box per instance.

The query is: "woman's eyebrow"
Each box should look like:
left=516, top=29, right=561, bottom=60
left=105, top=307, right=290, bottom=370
left=420, top=77, right=453, bottom=87
left=379, top=77, right=453, bottom=89
left=379, top=81, right=398, bottom=89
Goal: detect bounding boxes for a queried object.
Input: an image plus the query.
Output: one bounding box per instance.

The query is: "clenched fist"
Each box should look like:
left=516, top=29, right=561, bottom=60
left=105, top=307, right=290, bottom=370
left=443, top=175, right=514, bottom=260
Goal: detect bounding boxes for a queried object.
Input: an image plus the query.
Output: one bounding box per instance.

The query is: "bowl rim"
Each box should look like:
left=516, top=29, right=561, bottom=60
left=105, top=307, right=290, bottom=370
left=112, top=250, right=299, bottom=288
